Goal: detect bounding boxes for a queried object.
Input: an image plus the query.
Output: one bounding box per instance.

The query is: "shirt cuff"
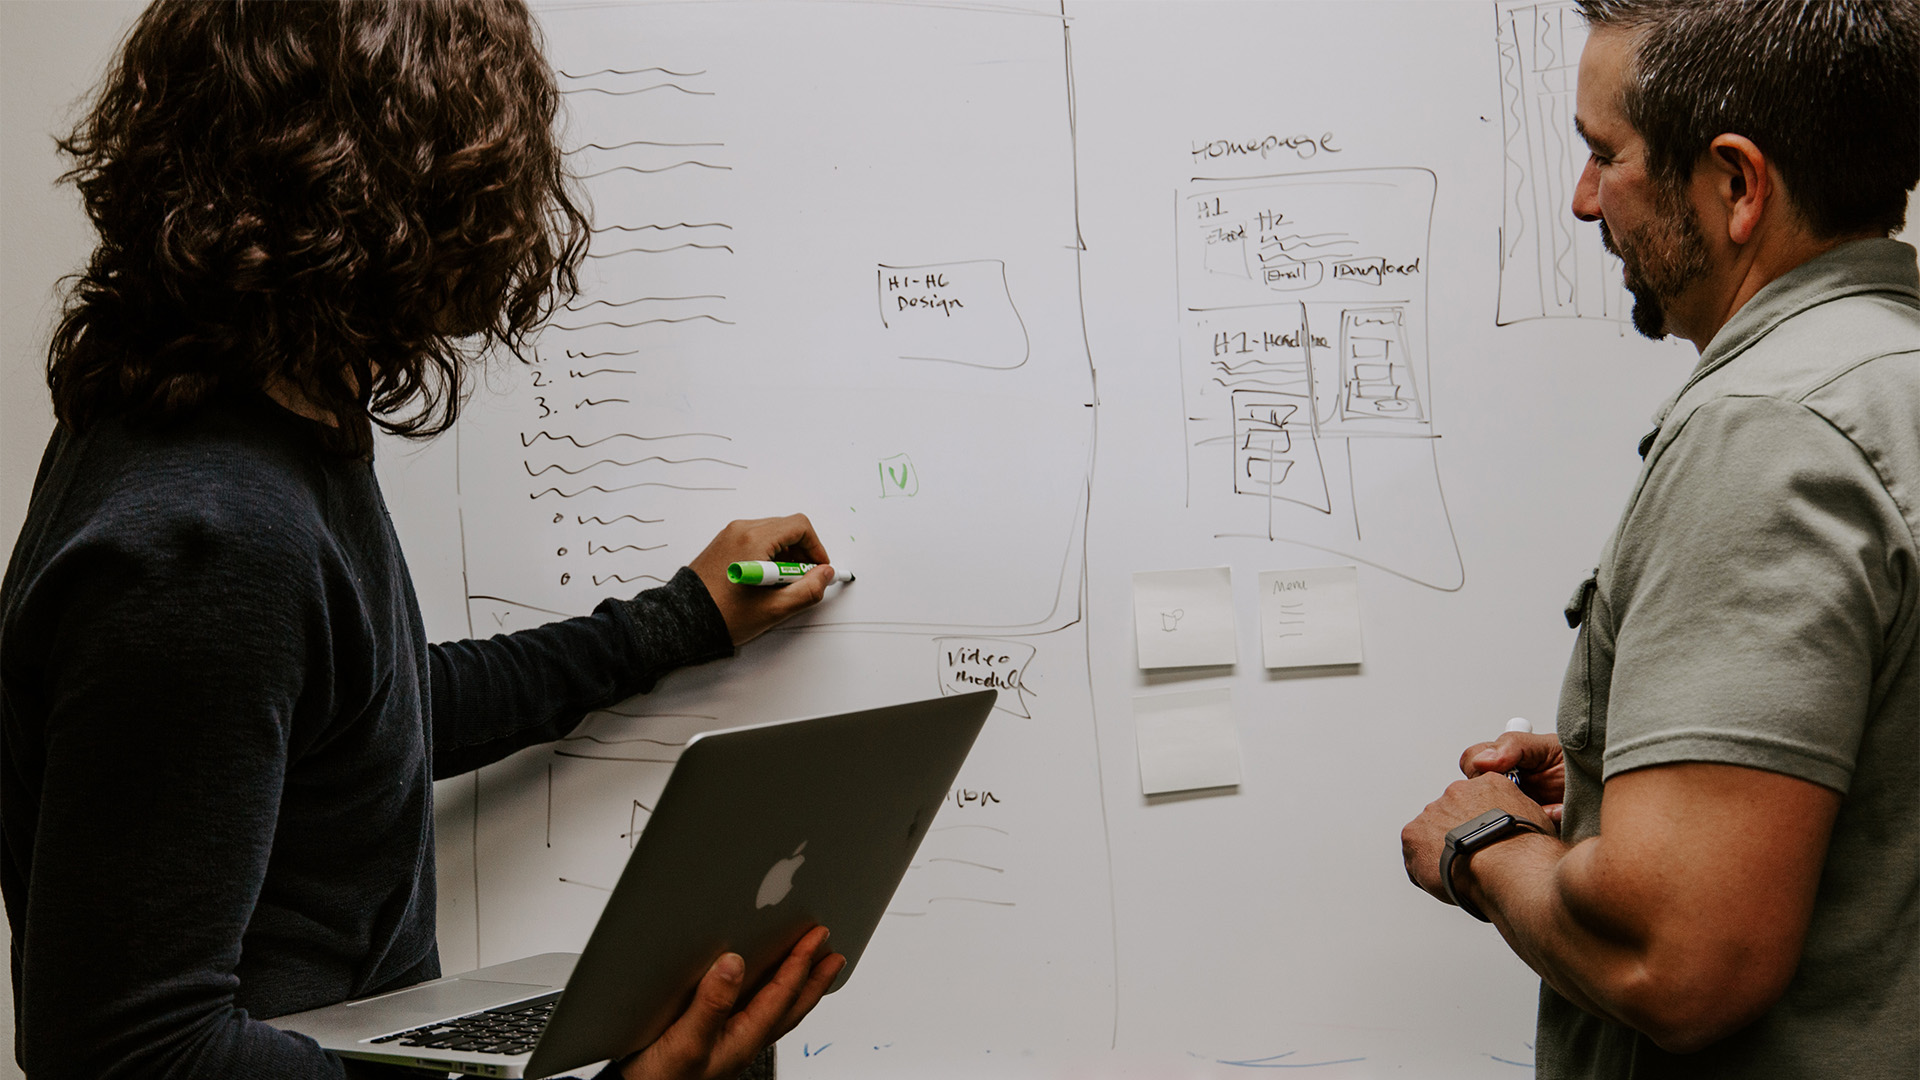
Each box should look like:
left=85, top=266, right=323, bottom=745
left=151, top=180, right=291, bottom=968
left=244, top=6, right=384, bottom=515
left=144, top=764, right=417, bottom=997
left=609, top=565, right=734, bottom=672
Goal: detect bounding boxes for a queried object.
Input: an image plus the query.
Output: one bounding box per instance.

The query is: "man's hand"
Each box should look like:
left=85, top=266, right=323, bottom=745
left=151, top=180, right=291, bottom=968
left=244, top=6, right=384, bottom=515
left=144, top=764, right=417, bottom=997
left=687, top=515, right=837, bottom=645
left=1401, top=772, right=1559, bottom=905
left=1460, top=731, right=1566, bottom=823
left=621, top=926, right=847, bottom=1080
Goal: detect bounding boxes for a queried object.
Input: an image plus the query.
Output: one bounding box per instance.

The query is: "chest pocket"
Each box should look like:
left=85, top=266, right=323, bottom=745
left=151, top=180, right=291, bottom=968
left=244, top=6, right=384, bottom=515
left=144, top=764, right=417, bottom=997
left=1555, top=572, right=1607, bottom=755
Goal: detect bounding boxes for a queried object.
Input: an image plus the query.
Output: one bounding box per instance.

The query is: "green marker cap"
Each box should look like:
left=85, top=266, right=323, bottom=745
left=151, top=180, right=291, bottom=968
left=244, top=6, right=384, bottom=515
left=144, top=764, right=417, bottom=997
left=727, top=561, right=765, bottom=584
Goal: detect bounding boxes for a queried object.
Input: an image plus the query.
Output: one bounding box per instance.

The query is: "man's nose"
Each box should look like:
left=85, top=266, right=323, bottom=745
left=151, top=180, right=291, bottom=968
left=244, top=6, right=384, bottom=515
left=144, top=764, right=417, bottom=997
left=1571, top=156, right=1603, bottom=222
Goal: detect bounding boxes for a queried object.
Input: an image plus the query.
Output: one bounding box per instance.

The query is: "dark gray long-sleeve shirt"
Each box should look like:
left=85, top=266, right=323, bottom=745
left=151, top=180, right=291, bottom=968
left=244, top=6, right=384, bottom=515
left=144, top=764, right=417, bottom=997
left=0, top=393, right=733, bottom=1079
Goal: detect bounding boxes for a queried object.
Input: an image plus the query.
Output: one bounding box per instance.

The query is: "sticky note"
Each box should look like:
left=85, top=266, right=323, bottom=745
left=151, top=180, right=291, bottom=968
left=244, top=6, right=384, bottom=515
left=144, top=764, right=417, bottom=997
left=1132, top=567, right=1237, bottom=669
left=1259, top=565, right=1364, bottom=668
left=1132, top=687, right=1241, bottom=795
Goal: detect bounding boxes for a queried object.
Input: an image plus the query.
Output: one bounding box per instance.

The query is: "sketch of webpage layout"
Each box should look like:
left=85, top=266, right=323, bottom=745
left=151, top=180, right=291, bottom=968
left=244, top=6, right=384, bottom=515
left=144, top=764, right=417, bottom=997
left=1177, top=168, right=1463, bottom=590
left=459, top=0, right=1095, bottom=639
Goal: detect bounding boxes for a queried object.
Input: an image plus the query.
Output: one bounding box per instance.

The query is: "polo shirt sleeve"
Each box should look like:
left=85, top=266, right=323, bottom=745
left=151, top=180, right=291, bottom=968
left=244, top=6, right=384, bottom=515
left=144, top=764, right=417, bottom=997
left=1603, top=395, right=1907, bottom=792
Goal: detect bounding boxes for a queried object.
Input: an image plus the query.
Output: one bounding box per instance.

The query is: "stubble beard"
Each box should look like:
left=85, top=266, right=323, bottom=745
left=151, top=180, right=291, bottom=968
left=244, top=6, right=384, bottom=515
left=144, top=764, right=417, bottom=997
left=1598, top=183, right=1711, bottom=341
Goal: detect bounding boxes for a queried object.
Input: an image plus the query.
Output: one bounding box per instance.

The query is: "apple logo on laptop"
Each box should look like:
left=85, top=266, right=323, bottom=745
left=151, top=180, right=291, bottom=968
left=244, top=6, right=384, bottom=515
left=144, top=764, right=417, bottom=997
left=756, top=842, right=807, bottom=909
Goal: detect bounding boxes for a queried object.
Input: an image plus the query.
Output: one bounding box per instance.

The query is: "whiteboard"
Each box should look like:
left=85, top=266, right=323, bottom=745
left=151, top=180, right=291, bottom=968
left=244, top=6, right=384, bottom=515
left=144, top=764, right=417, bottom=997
left=395, top=3, right=1691, bottom=1075
left=13, top=2, right=1909, bottom=1078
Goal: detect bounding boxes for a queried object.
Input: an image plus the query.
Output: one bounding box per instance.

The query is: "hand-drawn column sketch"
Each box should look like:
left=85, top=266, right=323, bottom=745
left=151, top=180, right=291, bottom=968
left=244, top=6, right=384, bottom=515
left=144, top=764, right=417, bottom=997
left=1494, top=0, right=1629, bottom=324
left=446, top=1, right=1114, bottom=1069
left=1177, top=168, right=1463, bottom=590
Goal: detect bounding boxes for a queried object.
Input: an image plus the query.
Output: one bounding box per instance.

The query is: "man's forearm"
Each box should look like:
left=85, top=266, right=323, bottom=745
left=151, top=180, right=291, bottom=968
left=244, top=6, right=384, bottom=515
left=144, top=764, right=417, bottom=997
left=1462, top=831, right=1643, bottom=1030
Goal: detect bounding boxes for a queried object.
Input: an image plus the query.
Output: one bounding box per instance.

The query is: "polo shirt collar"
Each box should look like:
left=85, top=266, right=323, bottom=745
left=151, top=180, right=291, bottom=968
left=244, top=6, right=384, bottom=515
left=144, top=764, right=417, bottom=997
left=1651, top=238, right=1920, bottom=425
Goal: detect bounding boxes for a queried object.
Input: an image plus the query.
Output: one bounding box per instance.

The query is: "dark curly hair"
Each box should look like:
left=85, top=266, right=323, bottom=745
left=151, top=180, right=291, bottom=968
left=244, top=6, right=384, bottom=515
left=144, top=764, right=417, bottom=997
left=48, top=0, right=589, bottom=453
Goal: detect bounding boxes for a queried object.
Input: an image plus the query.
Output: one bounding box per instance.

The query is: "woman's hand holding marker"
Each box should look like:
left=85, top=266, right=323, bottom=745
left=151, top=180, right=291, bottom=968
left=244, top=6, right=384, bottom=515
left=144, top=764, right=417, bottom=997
left=727, top=560, right=855, bottom=586
left=688, top=514, right=846, bottom=645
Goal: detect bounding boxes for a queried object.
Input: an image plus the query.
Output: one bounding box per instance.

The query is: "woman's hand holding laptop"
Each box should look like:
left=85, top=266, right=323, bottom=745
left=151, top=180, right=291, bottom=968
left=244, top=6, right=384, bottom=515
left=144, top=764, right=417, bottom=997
left=619, top=926, right=847, bottom=1080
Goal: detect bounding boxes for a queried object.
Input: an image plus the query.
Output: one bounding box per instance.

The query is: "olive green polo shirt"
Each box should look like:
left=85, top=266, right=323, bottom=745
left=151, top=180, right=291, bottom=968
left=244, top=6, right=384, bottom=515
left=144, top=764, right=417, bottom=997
left=1539, top=238, right=1920, bottom=1079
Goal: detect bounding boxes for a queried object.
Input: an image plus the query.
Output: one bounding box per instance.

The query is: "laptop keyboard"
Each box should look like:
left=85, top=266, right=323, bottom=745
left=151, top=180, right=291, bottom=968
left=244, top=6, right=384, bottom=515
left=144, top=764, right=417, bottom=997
left=368, top=990, right=562, bottom=1056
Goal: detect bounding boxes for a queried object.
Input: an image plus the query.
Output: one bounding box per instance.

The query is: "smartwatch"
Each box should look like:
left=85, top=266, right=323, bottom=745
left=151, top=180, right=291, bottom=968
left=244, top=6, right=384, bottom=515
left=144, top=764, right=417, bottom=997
left=1440, top=808, right=1545, bottom=922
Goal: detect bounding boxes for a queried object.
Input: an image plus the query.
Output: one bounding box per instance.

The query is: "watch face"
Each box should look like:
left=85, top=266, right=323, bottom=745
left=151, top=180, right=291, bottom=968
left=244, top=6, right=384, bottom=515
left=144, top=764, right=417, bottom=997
left=1446, top=809, right=1515, bottom=848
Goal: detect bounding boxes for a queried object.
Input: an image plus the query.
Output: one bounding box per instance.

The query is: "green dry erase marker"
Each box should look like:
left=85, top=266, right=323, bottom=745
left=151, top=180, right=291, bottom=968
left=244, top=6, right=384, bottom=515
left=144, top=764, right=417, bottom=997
left=726, top=561, right=853, bottom=586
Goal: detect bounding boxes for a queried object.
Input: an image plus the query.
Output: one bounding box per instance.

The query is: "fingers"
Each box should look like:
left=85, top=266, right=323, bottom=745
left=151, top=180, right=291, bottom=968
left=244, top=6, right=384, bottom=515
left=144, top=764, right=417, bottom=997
left=735, top=514, right=829, bottom=565
left=1463, top=731, right=1562, bottom=778
left=769, top=514, right=831, bottom=566
left=708, top=927, right=835, bottom=1077
left=1459, top=739, right=1503, bottom=778
left=624, top=953, right=745, bottom=1080
left=684, top=516, right=841, bottom=646
left=768, top=564, right=832, bottom=614
left=1403, top=771, right=1563, bottom=903
left=774, top=949, right=847, bottom=1038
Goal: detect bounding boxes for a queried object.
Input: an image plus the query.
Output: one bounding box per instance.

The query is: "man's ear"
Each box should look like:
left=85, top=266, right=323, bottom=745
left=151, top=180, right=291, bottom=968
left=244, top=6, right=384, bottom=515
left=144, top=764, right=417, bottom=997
left=1704, top=134, right=1770, bottom=246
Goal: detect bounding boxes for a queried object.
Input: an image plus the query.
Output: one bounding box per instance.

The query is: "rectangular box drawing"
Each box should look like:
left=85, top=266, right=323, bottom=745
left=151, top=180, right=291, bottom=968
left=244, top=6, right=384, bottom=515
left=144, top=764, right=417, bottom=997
left=1340, top=307, right=1423, bottom=421
left=1494, top=0, right=1629, bottom=324
left=1232, top=390, right=1331, bottom=512
left=1177, top=168, right=1462, bottom=591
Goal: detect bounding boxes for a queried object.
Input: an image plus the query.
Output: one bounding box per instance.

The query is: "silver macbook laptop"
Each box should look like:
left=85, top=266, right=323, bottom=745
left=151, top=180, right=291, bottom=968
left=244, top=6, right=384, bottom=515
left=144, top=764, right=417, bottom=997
left=268, top=689, right=996, bottom=1078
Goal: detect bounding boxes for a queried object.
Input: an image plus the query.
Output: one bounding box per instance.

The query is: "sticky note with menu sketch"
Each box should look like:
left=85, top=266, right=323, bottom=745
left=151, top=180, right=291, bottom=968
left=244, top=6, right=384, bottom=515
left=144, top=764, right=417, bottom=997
left=1259, top=565, right=1363, bottom=669
left=1132, top=567, right=1237, bottom=669
left=1132, top=687, right=1242, bottom=795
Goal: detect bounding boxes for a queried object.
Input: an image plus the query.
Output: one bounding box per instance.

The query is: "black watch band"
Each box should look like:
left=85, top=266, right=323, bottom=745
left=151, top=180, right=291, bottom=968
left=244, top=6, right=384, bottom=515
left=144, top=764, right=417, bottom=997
left=1440, top=808, right=1545, bottom=922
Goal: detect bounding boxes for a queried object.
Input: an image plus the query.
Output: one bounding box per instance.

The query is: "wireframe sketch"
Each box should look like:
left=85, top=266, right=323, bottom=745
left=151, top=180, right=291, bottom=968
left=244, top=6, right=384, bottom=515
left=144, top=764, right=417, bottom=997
left=1177, top=168, right=1463, bottom=590
left=877, top=260, right=1030, bottom=369
left=1495, top=0, right=1629, bottom=323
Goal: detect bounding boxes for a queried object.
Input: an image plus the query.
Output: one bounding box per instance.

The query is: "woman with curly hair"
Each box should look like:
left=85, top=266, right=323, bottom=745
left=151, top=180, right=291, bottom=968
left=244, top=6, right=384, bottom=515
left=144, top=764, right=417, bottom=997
left=0, top=2, right=841, bottom=1077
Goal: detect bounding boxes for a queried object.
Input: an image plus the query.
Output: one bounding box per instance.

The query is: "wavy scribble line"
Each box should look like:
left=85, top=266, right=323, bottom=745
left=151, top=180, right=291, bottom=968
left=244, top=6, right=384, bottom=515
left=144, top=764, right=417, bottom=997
left=552, top=315, right=735, bottom=331
left=588, top=542, right=668, bottom=555
left=520, top=431, right=730, bottom=448
left=573, top=140, right=724, bottom=155
left=562, top=83, right=713, bottom=98
left=530, top=481, right=735, bottom=499
left=559, top=67, right=705, bottom=79
left=564, top=295, right=725, bottom=311
left=523, top=456, right=746, bottom=476
left=592, top=221, right=732, bottom=233
left=564, top=348, right=641, bottom=359
left=926, top=857, right=1005, bottom=873
left=1259, top=237, right=1359, bottom=252
left=578, top=514, right=664, bottom=525
left=1214, top=1051, right=1368, bottom=1069
left=575, top=397, right=630, bottom=408
left=569, top=368, right=638, bottom=378
left=581, top=162, right=730, bottom=178
left=592, top=573, right=671, bottom=587
left=584, top=244, right=735, bottom=259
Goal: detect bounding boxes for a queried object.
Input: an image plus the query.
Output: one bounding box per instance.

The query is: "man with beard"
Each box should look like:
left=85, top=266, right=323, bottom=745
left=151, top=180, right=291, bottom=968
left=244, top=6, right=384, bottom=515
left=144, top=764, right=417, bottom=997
left=1400, top=2, right=1919, bottom=1078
